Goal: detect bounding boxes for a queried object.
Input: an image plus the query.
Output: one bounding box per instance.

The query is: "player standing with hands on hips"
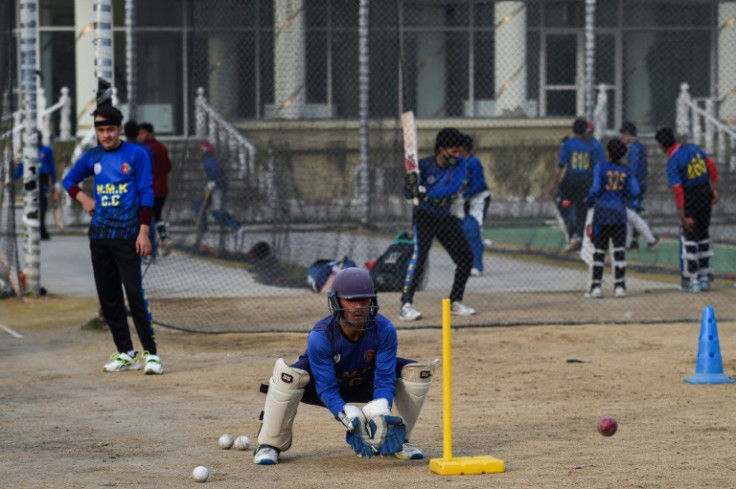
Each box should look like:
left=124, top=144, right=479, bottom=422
left=584, top=139, right=640, bottom=299
left=252, top=268, right=438, bottom=464
left=62, top=83, right=163, bottom=374
left=655, top=127, right=719, bottom=292
left=400, top=127, right=475, bottom=321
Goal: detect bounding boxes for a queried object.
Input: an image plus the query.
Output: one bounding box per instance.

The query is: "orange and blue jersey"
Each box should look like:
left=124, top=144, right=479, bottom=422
left=302, top=313, right=398, bottom=419
left=558, top=136, right=596, bottom=178
left=586, top=160, right=640, bottom=225
left=63, top=141, right=153, bottom=240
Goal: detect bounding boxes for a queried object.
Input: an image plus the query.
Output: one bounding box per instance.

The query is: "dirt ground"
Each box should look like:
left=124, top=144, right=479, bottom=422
left=2, top=296, right=736, bottom=488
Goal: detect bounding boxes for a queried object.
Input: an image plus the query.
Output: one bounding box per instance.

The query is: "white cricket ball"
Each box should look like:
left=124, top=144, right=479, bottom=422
left=192, top=465, right=209, bottom=482
left=218, top=433, right=234, bottom=449
left=233, top=435, right=251, bottom=451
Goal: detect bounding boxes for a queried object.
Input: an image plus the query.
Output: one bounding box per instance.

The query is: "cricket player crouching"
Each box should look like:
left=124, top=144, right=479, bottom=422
left=253, top=268, right=437, bottom=464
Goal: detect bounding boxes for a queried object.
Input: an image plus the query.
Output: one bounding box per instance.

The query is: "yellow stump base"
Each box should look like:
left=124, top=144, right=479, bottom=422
left=429, top=455, right=505, bottom=476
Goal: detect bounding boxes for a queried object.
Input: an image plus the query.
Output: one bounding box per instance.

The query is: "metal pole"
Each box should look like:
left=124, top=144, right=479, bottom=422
left=357, top=0, right=370, bottom=224
left=125, top=0, right=137, bottom=120
left=94, top=0, right=113, bottom=87
left=584, top=0, right=596, bottom=120
left=20, top=0, right=41, bottom=295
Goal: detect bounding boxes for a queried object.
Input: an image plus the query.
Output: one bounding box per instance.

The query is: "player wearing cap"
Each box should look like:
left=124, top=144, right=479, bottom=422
left=62, top=99, right=163, bottom=375
left=252, top=268, right=438, bottom=464
left=400, top=127, right=475, bottom=321
left=655, top=127, right=719, bottom=292
left=584, top=138, right=640, bottom=298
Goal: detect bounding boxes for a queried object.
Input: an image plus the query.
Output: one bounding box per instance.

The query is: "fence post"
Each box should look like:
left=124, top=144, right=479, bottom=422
left=196, top=87, right=207, bottom=137
left=676, top=83, right=691, bottom=137
left=36, top=86, right=46, bottom=135
left=59, top=87, right=71, bottom=141
left=593, top=83, right=608, bottom=140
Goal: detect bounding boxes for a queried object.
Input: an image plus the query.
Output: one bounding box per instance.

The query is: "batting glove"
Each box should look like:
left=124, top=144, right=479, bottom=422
left=362, top=398, right=406, bottom=456
left=339, top=404, right=374, bottom=457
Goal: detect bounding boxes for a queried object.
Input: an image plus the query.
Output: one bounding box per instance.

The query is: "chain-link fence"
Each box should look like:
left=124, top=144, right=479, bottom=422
left=7, top=1, right=736, bottom=329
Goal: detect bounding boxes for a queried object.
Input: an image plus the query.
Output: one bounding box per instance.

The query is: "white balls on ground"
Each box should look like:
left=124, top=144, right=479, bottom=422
left=192, top=465, right=209, bottom=482
left=233, top=435, right=251, bottom=451
left=218, top=433, right=234, bottom=449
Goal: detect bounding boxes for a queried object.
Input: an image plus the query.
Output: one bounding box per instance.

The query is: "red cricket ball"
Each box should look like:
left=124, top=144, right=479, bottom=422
left=597, top=416, right=618, bottom=437
left=561, top=199, right=572, bottom=210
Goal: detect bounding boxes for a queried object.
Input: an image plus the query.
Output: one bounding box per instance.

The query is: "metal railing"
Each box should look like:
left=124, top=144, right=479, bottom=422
left=676, top=82, right=736, bottom=172
left=195, top=87, right=256, bottom=178
left=0, top=87, right=72, bottom=146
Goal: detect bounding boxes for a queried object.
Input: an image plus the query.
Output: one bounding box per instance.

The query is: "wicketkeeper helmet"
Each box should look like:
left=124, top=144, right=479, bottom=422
left=327, top=268, right=379, bottom=328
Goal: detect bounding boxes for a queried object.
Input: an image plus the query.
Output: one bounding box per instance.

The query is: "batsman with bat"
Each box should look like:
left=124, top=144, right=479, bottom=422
left=252, top=268, right=438, bottom=464
left=399, top=121, right=475, bottom=321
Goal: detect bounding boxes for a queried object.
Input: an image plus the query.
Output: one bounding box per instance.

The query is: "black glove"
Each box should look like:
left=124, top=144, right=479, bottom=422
left=404, top=173, right=427, bottom=200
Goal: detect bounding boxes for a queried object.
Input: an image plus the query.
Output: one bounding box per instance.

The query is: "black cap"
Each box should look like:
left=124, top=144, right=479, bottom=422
left=619, top=121, right=637, bottom=136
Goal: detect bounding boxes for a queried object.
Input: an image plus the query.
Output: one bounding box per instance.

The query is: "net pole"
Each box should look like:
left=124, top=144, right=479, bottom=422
left=19, top=0, right=40, bottom=295
left=357, top=0, right=370, bottom=224
left=125, top=0, right=137, bottom=121
left=584, top=0, right=596, bottom=121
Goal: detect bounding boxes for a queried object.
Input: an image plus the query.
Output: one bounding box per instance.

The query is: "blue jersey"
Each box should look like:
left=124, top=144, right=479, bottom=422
left=63, top=141, right=153, bottom=240
left=666, top=143, right=711, bottom=189
left=461, top=155, right=488, bottom=198
left=627, top=140, right=648, bottom=188
left=203, top=155, right=227, bottom=190
left=558, top=137, right=595, bottom=178
left=408, top=155, right=469, bottom=215
left=591, top=139, right=606, bottom=166
left=13, top=145, right=57, bottom=187
left=304, top=313, right=398, bottom=419
left=586, top=160, right=640, bottom=225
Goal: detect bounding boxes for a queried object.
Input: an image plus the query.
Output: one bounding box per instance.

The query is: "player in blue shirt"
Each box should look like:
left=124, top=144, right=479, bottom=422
left=457, top=134, right=491, bottom=276
left=655, top=127, right=719, bottom=292
left=619, top=122, right=659, bottom=251
left=13, top=131, right=58, bottom=239
left=548, top=118, right=597, bottom=251
left=400, top=128, right=475, bottom=321
left=584, top=138, right=640, bottom=298
left=253, top=268, right=438, bottom=464
left=63, top=103, right=163, bottom=375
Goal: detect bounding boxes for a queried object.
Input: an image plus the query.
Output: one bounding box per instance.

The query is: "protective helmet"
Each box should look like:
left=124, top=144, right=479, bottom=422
left=327, top=268, right=379, bottom=328
left=199, top=141, right=215, bottom=154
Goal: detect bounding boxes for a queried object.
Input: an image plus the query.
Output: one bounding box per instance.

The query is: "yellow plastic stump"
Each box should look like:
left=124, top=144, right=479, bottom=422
left=429, top=299, right=505, bottom=476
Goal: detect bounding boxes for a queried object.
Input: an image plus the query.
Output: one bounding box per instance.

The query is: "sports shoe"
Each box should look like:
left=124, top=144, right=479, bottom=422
left=679, top=281, right=701, bottom=293
left=395, top=441, right=424, bottom=460
left=628, top=241, right=640, bottom=251
left=253, top=445, right=279, bottom=465
left=143, top=351, right=164, bottom=375
left=585, top=287, right=602, bottom=299
left=567, top=236, right=581, bottom=252
left=646, top=235, right=660, bottom=251
left=451, top=301, right=476, bottom=316
left=470, top=268, right=482, bottom=277
left=698, top=278, right=711, bottom=292
left=103, top=352, right=140, bottom=372
left=400, top=302, right=422, bottom=321
left=614, top=286, right=626, bottom=298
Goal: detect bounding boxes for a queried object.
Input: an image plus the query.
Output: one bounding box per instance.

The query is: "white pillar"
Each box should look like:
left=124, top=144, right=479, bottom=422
left=125, top=0, right=137, bottom=121
left=74, top=0, right=96, bottom=135
left=718, top=2, right=736, bottom=125
left=494, top=2, right=527, bottom=117
left=273, top=0, right=305, bottom=119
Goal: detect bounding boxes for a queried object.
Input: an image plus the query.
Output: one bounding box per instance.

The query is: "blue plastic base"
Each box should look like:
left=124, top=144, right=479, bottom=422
left=684, top=373, right=736, bottom=384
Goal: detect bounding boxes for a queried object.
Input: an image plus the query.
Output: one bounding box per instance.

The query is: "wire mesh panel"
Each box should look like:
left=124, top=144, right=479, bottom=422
left=68, top=0, right=736, bottom=332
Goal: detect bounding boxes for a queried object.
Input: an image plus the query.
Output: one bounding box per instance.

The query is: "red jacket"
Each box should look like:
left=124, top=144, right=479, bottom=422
left=148, top=138, right=172, bottom=197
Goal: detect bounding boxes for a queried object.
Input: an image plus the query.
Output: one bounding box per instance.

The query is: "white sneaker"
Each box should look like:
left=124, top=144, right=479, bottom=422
left=400, top=302, right=422, bottom=321
left=470, top=268, right=482, bottom=277
left=143, top=351, right=164, bottom=375
left=483, top=239, right=493, bottom=248
left=395, top=442, right=424, bottom=460
left=451, top=301, right=476, bottom=316
left=103, top=352, right=141, bottom=372
left=614, top=286, right=626, bottom=298
left=253, top=446, right=279, bottom=465
left=585, top=287, right=602, bottom=299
